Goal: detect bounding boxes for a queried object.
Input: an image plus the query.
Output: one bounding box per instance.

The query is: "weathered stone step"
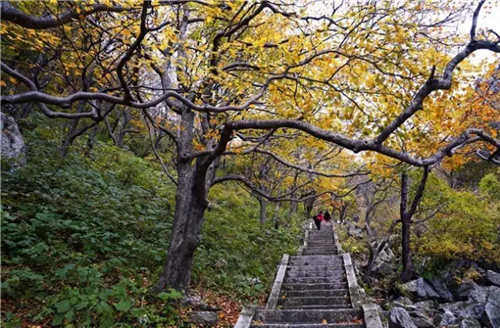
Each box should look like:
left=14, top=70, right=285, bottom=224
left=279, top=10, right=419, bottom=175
left=255, top=308, right=364, bottom=323
left=286, top=270, right=345, bottom=278
left=307, top=237, right=334, bottom=240
left=290, top=255, right=342, bottom=260
left=290, top=256, right=342, bottom=263
left=306, top=244, right=335, bottom=248
left=283, top=289, right=349, bottom=298
left=307, top=238, right=334, bottom=241
left=302, top=251, right=338, bottom=256
left=306, top=242, right=335, bottom=245
left=287, top=265, right=344, bottom=272
left=304, top=245, right=335, bottom=249
left=282, top=282, right=349, bottom=291
left=289, top=260, right=344, bottom=267
left=307, top=237, right=333, bottom=241
left=279, top=296, right=350, bottom=307
left=284, top=277, right=347, bottom=284
left=251, top=324, right=364, bottom=328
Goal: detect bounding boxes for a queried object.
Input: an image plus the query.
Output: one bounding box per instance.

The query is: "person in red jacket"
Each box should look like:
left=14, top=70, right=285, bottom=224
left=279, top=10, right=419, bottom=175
left=314, top=211, right=324, bottom=230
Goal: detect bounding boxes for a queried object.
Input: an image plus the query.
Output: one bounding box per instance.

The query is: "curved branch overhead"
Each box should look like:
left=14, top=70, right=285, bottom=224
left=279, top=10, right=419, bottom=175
left=1, top=0, right=499, bottom=167
left=2, top=0, right=500, bottom=298
left=0, top=1, right=135, bottom=29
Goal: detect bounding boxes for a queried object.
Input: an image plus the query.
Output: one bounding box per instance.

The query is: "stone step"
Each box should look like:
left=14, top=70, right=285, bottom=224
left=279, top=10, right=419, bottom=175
left=255, top=308, right=364, bottom=323
left=284, top=277, right=347, bottom=284
left=283, top=289, right=350, bottom=298
left=288, top=265, right=344, bottom=272
left=278, top=296, right=350, bottom=307
left=307, top=237, right=335, bottom=241
left=305, top=247, right=336, bottom=250
left=306, top=244, right=335, bottom=249
left=306, top=242, right=335, bottom=245
left=290, top=255, right=343, bottom=260
left=304, top=245, right=335, bottom=249
left=289, top=259, right=344, bottom=267
left=307, top=237, right=333, bottom=240
left=282, top=282, right=349, bottom=291
left=302, top=251, right=338, bottom=255
left=251, top=324, right=365, bottom=328
left=307, top=238, right=334, bottom=241
left=286, top=270, right=345, bottom=278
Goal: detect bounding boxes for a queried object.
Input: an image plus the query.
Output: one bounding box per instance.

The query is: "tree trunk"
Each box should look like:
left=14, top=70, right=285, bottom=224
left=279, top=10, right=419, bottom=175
left=152, top=106, right=215, bottom=293
left=339, top=205, right=348, bottom=223
left=259, top=196, right=267, bottom=225
left=273, top=201, right=281, bottom=229
left=364, top=246, right=378, bottom=280
left=60, top=117, right=81, bottom=157
left=289, top=200, right=297, bottom=216
left=304, top=195, right=315, bottom=220
left=400, top=172, right=416, bottom=282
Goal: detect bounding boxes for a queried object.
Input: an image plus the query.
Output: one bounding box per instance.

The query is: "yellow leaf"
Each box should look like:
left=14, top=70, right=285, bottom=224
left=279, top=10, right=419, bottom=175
left=0, top=80, right=6, bottom=87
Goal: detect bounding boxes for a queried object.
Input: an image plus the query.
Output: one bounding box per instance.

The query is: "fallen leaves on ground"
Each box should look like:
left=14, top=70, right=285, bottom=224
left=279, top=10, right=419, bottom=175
left=191, top=287, right=243, bottom=327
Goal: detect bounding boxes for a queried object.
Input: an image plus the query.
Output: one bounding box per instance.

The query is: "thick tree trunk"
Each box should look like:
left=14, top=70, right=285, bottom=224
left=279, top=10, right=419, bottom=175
left=152, top=106, right=214, bottom=293
left=153, top=160, right=212, bottom=292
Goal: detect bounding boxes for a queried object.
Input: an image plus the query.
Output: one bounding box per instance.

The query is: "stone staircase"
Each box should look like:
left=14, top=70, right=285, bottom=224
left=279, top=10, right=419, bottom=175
left=235, top=222, right=383, bottom=328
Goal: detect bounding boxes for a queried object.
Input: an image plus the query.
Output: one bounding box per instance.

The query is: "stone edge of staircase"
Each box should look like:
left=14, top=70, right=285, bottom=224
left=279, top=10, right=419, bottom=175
left=335, top=223, right=383, bottom=328
left=266, top=254, right=290, bottom=309
left=233, top=221, right=384, bottom=328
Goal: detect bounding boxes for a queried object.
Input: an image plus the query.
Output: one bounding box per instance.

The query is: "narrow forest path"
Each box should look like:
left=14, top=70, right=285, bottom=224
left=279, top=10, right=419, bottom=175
left=235, top=221, right=383, bottom=328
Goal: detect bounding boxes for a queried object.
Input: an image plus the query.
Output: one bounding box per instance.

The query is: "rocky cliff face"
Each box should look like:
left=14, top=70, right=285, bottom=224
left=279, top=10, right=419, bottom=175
left=1, top=112, right=26, bottom=168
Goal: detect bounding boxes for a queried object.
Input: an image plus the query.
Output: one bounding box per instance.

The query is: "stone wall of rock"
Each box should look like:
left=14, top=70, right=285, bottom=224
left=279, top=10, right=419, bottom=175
left=1, top=112, right=26, bottom=167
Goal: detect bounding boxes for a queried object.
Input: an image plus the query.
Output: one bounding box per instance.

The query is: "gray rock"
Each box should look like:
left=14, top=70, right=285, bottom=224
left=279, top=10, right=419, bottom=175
left=394, top=297, right=415, bottom=308
left=389, top=307, right=418, bottom=328
left=438, top=309, right=459, bottom=327
left=182, top=295, right=201, bottom=306
left=409, top=310, right=434, bottom=328
left=483, top=286, right=500, bottom=328
left=190, top=311, right=218, bottom=326
left=347, top=223, right=363, bottom=238
left=487, top=271, right=500, bottom=287
left=374, top=261, right=396, bottom=276
left=457, top=281, right=488, bottom=303
left=457, top=318, right=482, bottom=328
left=379, top=249, right=395, bottom=263
left=428, top=278, right=454, bottom=302
left=402, top=278, right=441, bottom=301
left=413, top=300, right=437, bottom=313
left=1, top=112, right=26, bottom=167
left=439, top=301, right=485, bottom=321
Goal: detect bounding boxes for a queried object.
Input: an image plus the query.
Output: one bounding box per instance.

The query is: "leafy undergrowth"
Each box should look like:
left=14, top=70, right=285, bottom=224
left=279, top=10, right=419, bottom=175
left=1, top=124, right=303, bottom=327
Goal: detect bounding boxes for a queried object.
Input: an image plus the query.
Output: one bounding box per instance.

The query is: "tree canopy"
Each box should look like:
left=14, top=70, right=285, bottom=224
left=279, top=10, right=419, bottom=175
left=1, top=0, right=499, bottom=292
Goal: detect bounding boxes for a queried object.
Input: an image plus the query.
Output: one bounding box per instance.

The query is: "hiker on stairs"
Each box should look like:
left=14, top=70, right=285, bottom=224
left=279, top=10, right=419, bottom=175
left=324, top=210, right=331, bottom=224
left=313, top=211, right=323, bottom=230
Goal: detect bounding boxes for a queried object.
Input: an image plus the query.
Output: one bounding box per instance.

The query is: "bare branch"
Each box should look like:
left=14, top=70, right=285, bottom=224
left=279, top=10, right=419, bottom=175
left=254, top=148, right=369, bottom=178
left=470, top=0, right=486, bottom=41
left=0, top=2, right=136, bottom=29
